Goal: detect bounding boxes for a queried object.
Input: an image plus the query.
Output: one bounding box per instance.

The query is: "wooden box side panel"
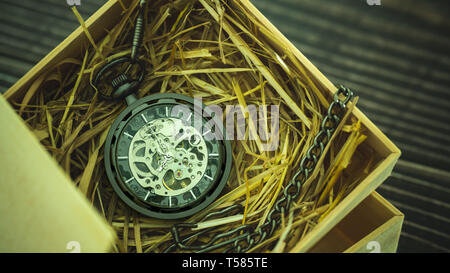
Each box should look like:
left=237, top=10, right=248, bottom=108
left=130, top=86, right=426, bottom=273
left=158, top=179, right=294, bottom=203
left=0, top=96, right=116, bottom=252
left=291, top=153, right=399, bottom=252
left=310, top=192, right=404, bottom=253
left=346, top=217, right=403, bottom=253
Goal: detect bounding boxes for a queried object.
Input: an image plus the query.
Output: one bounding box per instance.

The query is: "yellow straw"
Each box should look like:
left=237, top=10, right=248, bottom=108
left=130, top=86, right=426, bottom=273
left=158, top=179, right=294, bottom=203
left=71, top=6, right=104, bottom=60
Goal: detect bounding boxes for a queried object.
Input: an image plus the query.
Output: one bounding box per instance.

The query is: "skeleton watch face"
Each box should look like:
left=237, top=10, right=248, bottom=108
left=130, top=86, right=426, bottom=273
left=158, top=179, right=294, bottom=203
left=104, top=93, right=232, bottom=219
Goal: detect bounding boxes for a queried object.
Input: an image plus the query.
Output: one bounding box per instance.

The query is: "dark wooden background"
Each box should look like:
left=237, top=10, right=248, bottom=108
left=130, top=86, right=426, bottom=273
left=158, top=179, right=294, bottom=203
left=0, top=0, right=448, bottom=252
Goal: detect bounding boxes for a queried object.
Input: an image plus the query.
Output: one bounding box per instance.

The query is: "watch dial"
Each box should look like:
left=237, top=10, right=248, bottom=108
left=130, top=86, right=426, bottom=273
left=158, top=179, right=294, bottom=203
left=105, top=94, right=231, bottom=219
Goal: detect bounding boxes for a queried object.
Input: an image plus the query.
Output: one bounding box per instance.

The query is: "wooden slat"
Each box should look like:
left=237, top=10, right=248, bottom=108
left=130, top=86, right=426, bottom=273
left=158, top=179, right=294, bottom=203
left=0, top=96, right=116, bottom=252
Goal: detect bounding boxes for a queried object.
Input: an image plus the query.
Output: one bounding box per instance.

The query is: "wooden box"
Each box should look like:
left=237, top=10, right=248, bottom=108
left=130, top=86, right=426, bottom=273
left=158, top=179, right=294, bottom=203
left=310, top=192, right=404, bottom=253
left=0, top=0, right=401, bottom=252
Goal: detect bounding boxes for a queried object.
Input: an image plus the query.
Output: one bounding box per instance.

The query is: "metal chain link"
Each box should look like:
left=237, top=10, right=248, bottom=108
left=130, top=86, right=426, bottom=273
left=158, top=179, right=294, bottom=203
left=166, top=86, right=355, bottom=253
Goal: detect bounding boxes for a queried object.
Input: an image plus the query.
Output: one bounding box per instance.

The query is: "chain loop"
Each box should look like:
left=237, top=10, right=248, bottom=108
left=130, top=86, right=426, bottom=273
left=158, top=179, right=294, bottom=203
left=94, top=0, right=147, bottom=100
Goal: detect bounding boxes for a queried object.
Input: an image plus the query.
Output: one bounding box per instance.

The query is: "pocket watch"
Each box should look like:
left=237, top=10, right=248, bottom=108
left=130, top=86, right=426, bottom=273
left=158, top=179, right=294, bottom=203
left=103, top=93, right=232, bottom=219
left=93, top=0, right=232, bottom=219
